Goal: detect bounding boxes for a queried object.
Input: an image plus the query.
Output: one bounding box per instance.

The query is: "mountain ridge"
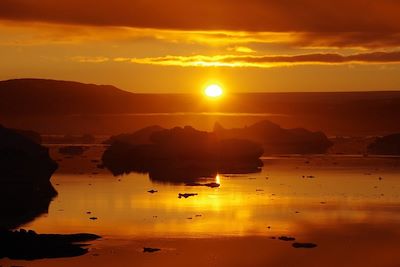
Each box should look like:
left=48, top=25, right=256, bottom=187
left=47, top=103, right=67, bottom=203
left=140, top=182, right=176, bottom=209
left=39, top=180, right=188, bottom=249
left=1, top=78, right=400, bottom=135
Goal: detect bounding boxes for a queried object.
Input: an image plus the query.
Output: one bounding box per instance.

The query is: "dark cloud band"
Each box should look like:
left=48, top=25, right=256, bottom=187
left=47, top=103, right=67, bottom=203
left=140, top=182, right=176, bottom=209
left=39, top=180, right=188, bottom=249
left=1, top=0, right=400, bottom=32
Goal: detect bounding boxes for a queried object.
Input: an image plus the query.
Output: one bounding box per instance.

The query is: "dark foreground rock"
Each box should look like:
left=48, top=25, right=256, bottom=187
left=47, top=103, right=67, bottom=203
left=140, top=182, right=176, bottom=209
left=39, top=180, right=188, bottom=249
left=367, top=133, right=400, bottom=155
left=102, top=126, right=263, bottom=184
left=0, top=229, right=100, bottom=260
left=11, top=128, right=42, bottom=144
left=0, top=125, right=58, bottom=184
left=0, top=125, right=58, bottom=229
left=0, top=182, right=57, bottom=230
left=214, top=120, right=332, bottom=154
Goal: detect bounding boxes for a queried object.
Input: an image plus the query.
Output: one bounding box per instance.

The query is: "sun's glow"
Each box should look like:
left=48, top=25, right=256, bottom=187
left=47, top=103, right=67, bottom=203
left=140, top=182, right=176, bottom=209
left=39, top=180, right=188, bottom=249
left=215, top=174, right=221, bottom=185
left=205, top=84, right=223, bottom=98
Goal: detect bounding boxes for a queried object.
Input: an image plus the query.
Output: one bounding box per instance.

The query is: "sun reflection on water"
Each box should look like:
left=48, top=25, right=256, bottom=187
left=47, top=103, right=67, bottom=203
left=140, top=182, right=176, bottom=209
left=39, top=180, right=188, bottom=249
left=215, top=174, right=221, bottom=185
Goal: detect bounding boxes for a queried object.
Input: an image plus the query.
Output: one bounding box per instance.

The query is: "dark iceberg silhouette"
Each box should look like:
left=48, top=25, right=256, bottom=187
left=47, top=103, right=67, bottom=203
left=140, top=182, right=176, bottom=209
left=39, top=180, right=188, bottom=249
left=104, top=125, right=165, bottom=145
left=102, top=126, right=263, bottom=183
left=0, top=125, right=58, bottom=230
left=0, top=229, right=100, bottom=260
left=367, top=133, right=400, bottom=155
left=214, top=120, right=332, bottom=154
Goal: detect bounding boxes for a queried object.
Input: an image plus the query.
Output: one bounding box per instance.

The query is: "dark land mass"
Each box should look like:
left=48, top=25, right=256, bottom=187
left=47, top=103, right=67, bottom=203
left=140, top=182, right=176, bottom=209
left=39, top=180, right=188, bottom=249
left=0, top=229, right=100, bottom=260
left=0, top=126, right=101, bottom=259
left=0, top=125, right=58, bottom=229
left=0, top=124, right=57, bottom=185
left=367, top=133, right=400, bottom=155
left=0, top=181, right=56, bottom=230
left=102, top=126, right=263, bottom=184
left=1, top=79, right=400, bottom=135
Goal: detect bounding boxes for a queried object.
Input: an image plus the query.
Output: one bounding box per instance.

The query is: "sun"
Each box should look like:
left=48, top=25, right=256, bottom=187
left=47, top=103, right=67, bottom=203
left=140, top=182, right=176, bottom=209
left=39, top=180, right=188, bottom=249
left=204, top=84, right=223, bottom=98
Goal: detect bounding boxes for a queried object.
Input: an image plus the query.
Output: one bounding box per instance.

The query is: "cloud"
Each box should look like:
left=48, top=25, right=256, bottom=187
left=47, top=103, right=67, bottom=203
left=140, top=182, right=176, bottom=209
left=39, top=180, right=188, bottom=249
left=0, top=0, right=400, bottom=33
left=3, top=21, right=400, bottom=51
left=228, top=46, right=256, bottom=53
left=0, top=21, right=291, bottom=47
left=295, top=32, right=400, bottom=49
left=126, top=51, right=400, bottom=68
left=1, top=1, right=400, bottom=51
left=70, top=56, right=109, bottom=63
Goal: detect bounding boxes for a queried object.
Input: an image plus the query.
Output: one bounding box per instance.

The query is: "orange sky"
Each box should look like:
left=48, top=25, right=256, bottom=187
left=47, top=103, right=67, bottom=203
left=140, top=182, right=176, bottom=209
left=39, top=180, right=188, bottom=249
left=1, top=0, right=400, bottom=93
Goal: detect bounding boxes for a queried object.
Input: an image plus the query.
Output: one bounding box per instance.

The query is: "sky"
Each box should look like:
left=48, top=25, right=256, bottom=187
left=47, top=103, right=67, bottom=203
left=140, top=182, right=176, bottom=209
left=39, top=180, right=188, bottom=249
left=1, top=0, right=400, bottom=93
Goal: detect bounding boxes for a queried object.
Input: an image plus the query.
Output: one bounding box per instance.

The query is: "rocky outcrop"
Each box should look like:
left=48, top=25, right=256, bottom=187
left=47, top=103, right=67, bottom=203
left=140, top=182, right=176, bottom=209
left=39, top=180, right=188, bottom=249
left=0, top=125, right=58, bottom=184
left=0, top=125, right=58, bottom=229
left=11, top=128, right=42, bottom=144
left=213, top=120, right=332, bottom=154
left=367, top=133, right=400, bottom=155
left=0, top=229, right=100, bottom=260
left=0, top=181, right=56, bottom=230
left=102, top=126, right=263, bottom=183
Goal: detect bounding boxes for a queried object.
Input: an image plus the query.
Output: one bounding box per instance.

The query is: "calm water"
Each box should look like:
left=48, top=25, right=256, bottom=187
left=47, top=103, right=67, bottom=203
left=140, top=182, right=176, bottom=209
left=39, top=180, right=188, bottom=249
left=25, top=149, right=400, bottom=236
left=3, top=146, right=400, bottom=266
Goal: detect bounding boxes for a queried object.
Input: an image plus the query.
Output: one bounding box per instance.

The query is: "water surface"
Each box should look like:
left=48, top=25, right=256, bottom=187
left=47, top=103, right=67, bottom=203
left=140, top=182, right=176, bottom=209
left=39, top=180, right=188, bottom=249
left=3, top=147, right=400, bottom=266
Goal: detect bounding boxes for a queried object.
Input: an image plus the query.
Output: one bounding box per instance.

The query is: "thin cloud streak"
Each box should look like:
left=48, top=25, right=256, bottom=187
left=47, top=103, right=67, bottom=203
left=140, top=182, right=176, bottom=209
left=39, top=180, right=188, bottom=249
left=126, top=51, right=400, bottom=68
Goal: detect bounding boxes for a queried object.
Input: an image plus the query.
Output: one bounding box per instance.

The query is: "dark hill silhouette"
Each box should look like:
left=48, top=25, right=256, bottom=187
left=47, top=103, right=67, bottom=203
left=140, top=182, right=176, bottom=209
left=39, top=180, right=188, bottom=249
left=0, top=78, right=133, bottom=115
left=214, top=120, right=332, bottom=154
left=367, top=134, right=400, bottom=155
left=1, top=78, right=400, bottom=135
left=0, top=78, right=196, bottom=115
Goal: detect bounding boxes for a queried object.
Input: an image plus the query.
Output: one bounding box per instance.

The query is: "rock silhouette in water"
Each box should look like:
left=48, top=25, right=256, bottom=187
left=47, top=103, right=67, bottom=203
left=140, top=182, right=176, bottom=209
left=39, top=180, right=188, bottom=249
left=292, top=242, right=317, bottom=248
left=278, top=236, right=296, bottom=241
left=102, top=126, right=263, bottom=184
left=0, top=125, right=58, bottom=230
left=0, top=229, right=101, bottom=260
left=143, top=247, right=161, bottom=253
left=367, top=133, right=400, bottom=155
left=213, top=120, right=332, bottom=154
